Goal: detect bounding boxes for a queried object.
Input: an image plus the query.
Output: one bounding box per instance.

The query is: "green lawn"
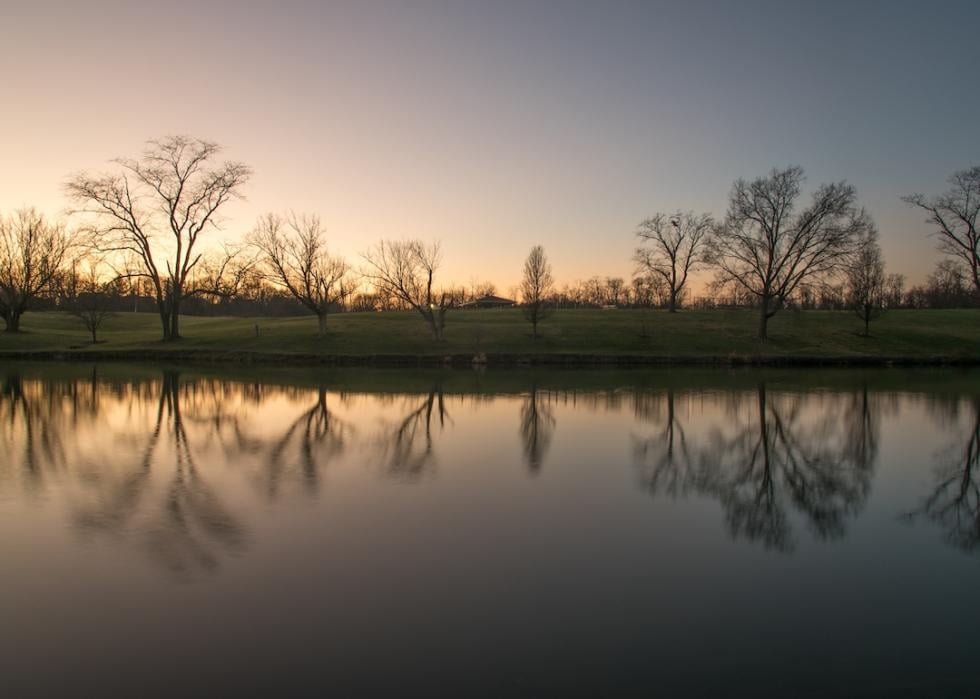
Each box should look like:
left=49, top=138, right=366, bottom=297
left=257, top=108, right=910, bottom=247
left=0, top=308, right=977, bottom=361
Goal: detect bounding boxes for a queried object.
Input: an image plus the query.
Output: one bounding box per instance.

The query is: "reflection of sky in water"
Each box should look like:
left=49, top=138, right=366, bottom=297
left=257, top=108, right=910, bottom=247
left=1, top=366, right=979, bottom=697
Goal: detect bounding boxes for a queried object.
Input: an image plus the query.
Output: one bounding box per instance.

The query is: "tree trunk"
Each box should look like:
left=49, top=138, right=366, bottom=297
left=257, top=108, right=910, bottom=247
left=169, top=299, right=181, bottom=340
left=423, top=310, right=440, bottom=340
left=758, top=297, right=770, bottom=341
left=668, top=290, right=678, bottom=313
left=91, top=326, right=98, bottom=343
left=158, top=308, right=171, bottom=341
left=864, top=313, right=870, bottom=337
left=317, top=312, right=327, bottom=337
left=4, top=310, right=21, bottom=333
left=155, top=292, right=172, bottom=341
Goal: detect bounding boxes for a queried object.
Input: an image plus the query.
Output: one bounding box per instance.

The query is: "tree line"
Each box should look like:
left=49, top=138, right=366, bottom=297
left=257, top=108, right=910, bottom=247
left=1, top=135, right=977, bottom=342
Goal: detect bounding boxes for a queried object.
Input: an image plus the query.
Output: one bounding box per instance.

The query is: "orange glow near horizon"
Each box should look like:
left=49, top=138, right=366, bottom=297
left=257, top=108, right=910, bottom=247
left=1, top=1, right=974, bottom=293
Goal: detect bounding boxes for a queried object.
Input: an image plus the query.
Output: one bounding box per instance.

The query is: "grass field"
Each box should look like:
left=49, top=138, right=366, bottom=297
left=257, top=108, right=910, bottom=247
left=0, top=308, right=977, bottom=363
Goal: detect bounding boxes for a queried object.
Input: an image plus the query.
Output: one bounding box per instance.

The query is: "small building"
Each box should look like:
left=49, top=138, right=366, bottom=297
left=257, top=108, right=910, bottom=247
left=459, top=294, right=517, bottom=309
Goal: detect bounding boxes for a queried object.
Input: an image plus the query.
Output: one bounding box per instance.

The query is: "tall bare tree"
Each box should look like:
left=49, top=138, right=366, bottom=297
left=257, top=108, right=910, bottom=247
left=0, top=208, right=74, bottom=332
left=634, top=211, right=712, bottom=312
left=710, top=166, right=873, bottom=340
left=65, top=135, right=251, bottom=341
left=520, top=245, right=554, bottom=338
left=249, top=212, right=354, bottom=337
left=362, top=240, right=454, bottom=340
left=903, top=166, right=980, bottom=293
left=846, top=234, right=887, bottom=337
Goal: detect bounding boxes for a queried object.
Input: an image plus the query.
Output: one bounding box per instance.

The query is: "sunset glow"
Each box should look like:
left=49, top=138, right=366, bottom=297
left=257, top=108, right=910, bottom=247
left=2, top=0, right=977, bottom=292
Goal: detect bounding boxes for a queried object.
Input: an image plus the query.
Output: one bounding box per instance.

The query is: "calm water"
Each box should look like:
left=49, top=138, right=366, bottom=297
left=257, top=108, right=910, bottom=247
left=1, top=363, right=979, bottom=697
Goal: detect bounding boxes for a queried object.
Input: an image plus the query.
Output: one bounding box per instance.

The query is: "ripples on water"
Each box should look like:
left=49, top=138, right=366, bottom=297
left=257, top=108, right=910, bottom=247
left=1, top=364, right=978, bottom=696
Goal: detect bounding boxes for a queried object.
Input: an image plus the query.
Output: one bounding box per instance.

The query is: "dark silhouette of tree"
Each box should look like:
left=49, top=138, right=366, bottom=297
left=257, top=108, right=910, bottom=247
left=906, top=397, right=980, bottom=552
left=363, top=240, right=455, bottom=340
left=634, top=211, right=712, bottom=312
left=710, top=166, right=873, bottom=340
left=64, top=259, right=115, bottom=343
left=884, top=273, right=905, bottom=308
left=846, top=234, right=887, bottom=336
left=903, top=166, right=980, bottom=293
left=0, top=208, right=74, bottom=332
left=66, top=135, right=252, bottom=341
left=249, top=212, right=354, bottom=337
left=520, top=245, right=554, bottom=338
left=468, top=279, right=497, bottom=300
left=519, top=384, right=556, bottom=474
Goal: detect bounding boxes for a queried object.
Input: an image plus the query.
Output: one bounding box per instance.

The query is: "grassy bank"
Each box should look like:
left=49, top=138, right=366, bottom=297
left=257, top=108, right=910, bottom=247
left=0, top=308, right=977, bottom=365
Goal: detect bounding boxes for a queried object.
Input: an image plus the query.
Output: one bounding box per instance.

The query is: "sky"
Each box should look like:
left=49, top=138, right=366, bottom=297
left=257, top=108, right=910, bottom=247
left=2, top=0, right=978, bottom=293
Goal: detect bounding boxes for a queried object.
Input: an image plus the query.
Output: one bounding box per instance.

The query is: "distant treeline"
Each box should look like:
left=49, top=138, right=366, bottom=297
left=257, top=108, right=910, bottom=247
left=24, top=257, right=977, bottom=320
left=2, top=135, right=978, bottom=344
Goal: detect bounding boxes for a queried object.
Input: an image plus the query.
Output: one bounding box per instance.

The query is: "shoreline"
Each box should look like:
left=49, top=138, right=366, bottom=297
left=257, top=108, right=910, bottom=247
left=1, top=348, right=977, bottom=368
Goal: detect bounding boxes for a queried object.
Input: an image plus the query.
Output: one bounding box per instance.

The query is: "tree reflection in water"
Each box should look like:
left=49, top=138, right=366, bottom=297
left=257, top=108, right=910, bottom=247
left=632, top=388, right=701, bottom=497
left=0, top=369, right=101, bottom=492
left=6, top=366, right=979, bottom=574
left=72, top=371, right=247, bottom=577
left=258, top=385, right=350, bottom=498
left=906, top=397, right=980, bottom=552
left=375, top=386, right=451, bottom=480
left=634, top=383, right=879, bottom=552
left=0, top=369, right=355, bottom=577
left=519, top=384, right=556, bottom=475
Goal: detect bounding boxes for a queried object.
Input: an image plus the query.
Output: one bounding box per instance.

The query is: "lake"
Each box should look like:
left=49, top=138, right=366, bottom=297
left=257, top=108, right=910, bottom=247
left=1, top=363, right=979, bottom=697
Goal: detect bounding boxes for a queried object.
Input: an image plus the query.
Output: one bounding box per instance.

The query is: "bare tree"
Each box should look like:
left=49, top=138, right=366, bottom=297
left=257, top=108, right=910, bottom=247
left=193, top=245, right=257, bottom=297
left=65, top=258, right=115, bottom=343
left=0, top=208, right=74, bottom=332
left=884, top=273, right=905, bottom=308
left=249, top=213, right=354, bottom=337
left=520, top=245, right=554, bottom=338
left=846, top=235, right=887, bottom=337
left=710, top=166, right=873, bottom=340
left=362, top=240, right=454, bottom=340
left=604, top=277, right=625, bottom=306
left=65, top=135, right=251, bottom=341
left=903, top=166, right=980, bottom=293
left=468, top=278, right=497, bottom=300
left=634, top=211, right=712, bottom=312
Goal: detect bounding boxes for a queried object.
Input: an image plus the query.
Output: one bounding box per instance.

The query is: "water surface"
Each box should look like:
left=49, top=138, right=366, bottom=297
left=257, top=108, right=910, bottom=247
left=1, top=364, right=979, bottom=697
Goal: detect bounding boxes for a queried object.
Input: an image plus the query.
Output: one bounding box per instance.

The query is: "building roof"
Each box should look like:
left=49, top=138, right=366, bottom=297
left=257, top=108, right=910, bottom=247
left=459, top=294, right=517, bottom=307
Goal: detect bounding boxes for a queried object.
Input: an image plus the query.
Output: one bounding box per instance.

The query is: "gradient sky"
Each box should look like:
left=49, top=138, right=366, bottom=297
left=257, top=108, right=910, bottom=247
left=2, top=0, right=978, bottom=292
